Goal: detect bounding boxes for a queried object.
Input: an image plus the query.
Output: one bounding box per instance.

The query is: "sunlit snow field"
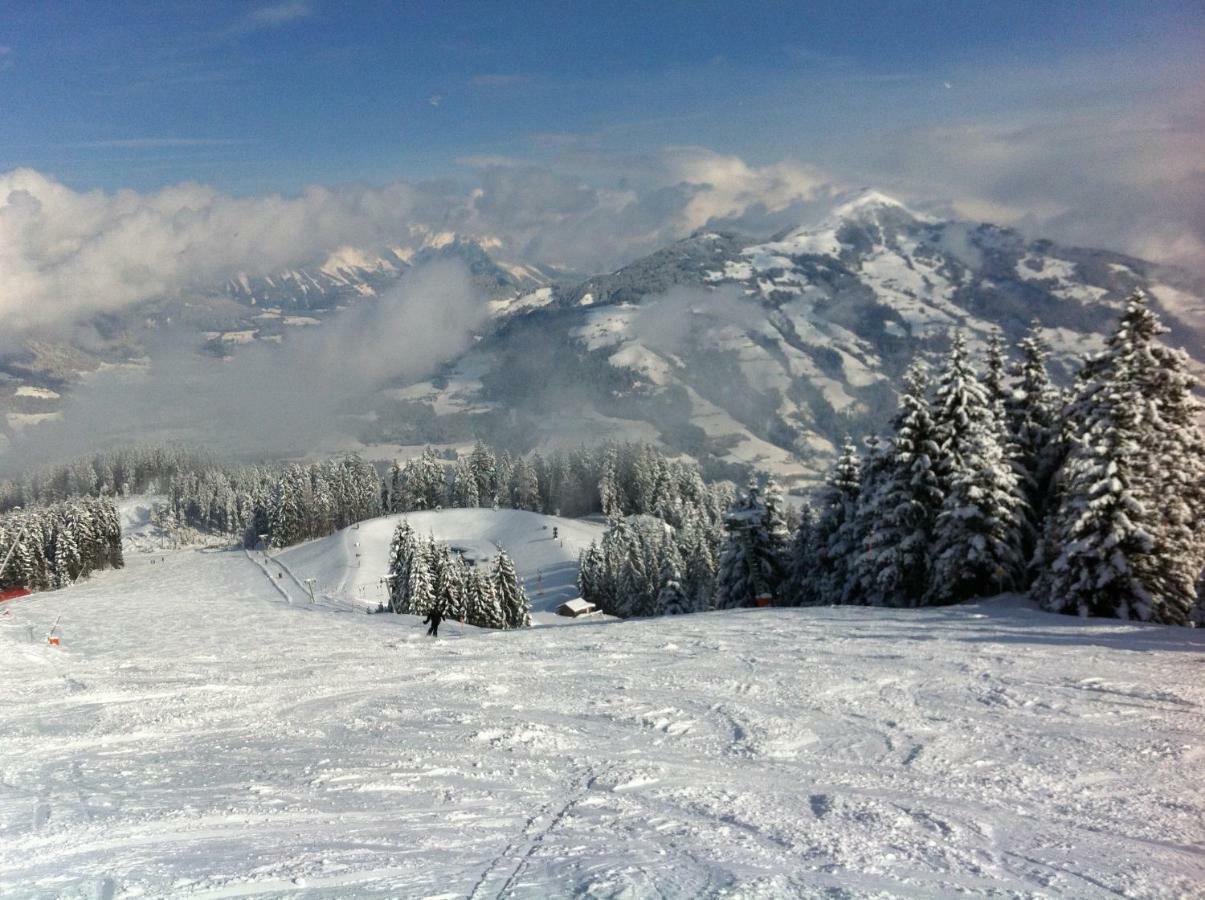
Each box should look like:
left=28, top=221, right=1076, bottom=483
left=1, top=509, right=1203, bottom=898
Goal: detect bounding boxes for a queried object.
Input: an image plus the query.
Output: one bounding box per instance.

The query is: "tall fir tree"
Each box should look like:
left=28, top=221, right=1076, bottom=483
left=493, top=551, right=531, bottom=629
left=1005, top=322, right=1061, bottom=572
left=926, top=337, right=1025, bottom=605
left=849, top=362, right=943, bottom=607
left=806, top=438, right=862, bottom=605
left=1036, top=292, right=1205, bottom=624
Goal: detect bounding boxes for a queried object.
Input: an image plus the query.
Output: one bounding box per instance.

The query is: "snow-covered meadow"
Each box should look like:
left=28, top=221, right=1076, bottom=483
left=1, top=512, right=1203, bottom=898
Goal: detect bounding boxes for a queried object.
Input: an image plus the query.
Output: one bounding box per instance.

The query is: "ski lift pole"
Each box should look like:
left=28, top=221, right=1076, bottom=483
left=46, top=614, right=62, bottom=647
left=0, top=524, right=28, bottom=581
left=304, top=577, right=317, bottom=604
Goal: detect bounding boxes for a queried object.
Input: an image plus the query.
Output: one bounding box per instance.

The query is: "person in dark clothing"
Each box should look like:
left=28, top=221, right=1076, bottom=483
left=423, top=608, right=444, bottom=637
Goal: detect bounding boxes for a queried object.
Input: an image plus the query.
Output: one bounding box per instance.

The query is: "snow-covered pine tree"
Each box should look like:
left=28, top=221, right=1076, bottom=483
left=620, top=531, right=655, bottom=617
left=577, top=541, right=604, bottom=608
left=925, top=336, right=1025, bottom=605
left=842, top=436, right=893, bottom=605
left=434, top=545, right=467, bottom=620
left=926, top=414, right=1026, bottom=605
left=510, top=458, right=541, bottom=511
left=712, top=478, right=788, bottom=608
left=807, top=438, right=861, bottom=605
left=983, top=331, right=1009, bottom=413
left=655, top=579, right=692, bottom=615
left=679, top=516, right=717, bottom=611
left=598, top=448, right=623, bottom=518
left=51, top=522, right=79, bottom=587
left=1005, top=322, right=1062, bottom=571
left=783, top=502, right=817, bottom=605
left=388, top=461, right=404, bottom=513
left=386, top=519, right=417, bottom=613
left=469, top=441, right=498, bottom=507
left=1035, top=381, right=1160, bottom=619
left=849, top=362, right=943, bottom=607
left=493, top=551, right=531, bottom=628
left=931, top=333, right=994, bottom=484
left=465, top=567, right=505, bottom=628
left=1037, top=292, right=1205, bottom=624
left=451, top=458, right=480, bottom=508
left=406, top=539, right=436, bottom=615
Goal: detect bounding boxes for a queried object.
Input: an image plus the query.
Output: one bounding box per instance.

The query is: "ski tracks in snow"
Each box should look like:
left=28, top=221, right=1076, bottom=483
left=2, top=551, right=1204, bottom=897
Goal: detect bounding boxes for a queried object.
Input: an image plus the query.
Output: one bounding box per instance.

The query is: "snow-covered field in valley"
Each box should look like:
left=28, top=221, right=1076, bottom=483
left=1, top=511, right=1203, bottom=898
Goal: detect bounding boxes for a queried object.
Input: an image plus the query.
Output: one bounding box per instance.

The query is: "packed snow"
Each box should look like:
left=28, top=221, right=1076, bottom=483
left=1, top=510, right=1203, bottom=897
left=275, top=509, right=607, bottom=622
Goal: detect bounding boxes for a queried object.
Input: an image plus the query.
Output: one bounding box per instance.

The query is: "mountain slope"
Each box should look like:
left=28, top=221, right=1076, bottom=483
left=381, top=191, right=1205, bottom=486
left=2, top=545, right=1202, bottom=896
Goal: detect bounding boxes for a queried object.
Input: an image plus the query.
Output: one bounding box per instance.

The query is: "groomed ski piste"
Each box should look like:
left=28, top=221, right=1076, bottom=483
left=1, top=505, right=1203, bottom=898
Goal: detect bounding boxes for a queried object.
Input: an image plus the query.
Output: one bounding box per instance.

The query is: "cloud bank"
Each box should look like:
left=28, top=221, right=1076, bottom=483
left=2, top=95, right=1202, bottom=341
left=1, top=259, right=488, bottom=468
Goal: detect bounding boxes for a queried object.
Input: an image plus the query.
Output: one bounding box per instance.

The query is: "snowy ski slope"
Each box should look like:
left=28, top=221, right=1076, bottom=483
left=274, top=508, right=608, bottom=621
left=0, top=515, right=1203, bottom=897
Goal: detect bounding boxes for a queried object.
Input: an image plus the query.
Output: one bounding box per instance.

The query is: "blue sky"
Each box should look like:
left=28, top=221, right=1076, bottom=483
left=1, top=1, right=1200, bottom=193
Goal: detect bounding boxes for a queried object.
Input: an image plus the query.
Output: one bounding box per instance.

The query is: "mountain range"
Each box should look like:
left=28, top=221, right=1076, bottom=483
left=3, top=190, right=1203, bottom=487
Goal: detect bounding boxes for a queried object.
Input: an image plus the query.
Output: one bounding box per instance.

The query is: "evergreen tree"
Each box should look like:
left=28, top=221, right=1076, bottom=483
left=926, top=418, right=1026, bottom=605
left=849, top=362, right=943, bottom=607
left=406, top=540, right=435, bottom=615
left=386, top=520, right=417, bottom=613
left=983, top=331, right=1009, bottom=412
left=451, top=458, right=480, bottom=508
left=465, top=567, right=505, bottom=628
left=1037, top=292, right=1205, bottom=624
left=1005, top=322, right=1061, bottom=571
left=470, top=441, right=498, bottom=506
left=493, top=551, right=531, bottom=628
left=807, top=438, right=861, bottom=605
left=510, top=458, right=541, bottom=511
left=712, top=478, right=789, bottom=608
left=577, top=542, right=604, bottom=607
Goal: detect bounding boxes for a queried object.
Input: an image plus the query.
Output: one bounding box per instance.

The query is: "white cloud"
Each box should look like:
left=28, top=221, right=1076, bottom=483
left=238, top=2, right=313, bottom=32
left=0, top=168, right=426, bottom=331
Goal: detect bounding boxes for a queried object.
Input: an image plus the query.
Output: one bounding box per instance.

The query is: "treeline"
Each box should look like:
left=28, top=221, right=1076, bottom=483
left=383, top=519, right=531, bottom=629
left=586, top=292, right=1205, bottom=627
left=383, top=441, right=734, bottom=523
left=0, top=445, right=216, bottom=511
left=0, top=497, right=124, bottom=591
left=165, top=456, right=381, bottom=548
left=162, top=440, right=734, bottom=552
left=577, top=477, right=739, bottom=617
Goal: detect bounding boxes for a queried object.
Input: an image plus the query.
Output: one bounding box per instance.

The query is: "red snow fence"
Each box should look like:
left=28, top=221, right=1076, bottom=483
left=0, top=587, right=32, bottom=602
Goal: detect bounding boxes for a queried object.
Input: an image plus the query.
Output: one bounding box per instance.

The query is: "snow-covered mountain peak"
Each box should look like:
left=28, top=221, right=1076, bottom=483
left=826, top=188, right=916, bottom=222
left=759, top=189, right=925, bottom=259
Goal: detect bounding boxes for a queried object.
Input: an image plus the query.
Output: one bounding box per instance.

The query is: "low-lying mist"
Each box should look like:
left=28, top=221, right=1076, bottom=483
left=1, top=260, right=487, bottom=474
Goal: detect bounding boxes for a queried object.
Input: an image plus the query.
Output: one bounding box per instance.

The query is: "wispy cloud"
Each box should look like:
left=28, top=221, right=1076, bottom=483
left=470, top=73, right=528, bottom=87
left=235, top=2, right=314, bottom=33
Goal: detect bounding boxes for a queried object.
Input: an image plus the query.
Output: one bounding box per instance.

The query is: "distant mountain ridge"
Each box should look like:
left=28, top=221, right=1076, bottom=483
left=378, top=190, right=1205, bottom=486
left=3, top=191, right=1203, bottom=483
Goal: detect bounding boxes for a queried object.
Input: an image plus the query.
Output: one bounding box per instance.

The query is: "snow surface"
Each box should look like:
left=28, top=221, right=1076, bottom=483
left=276, top=509, right=607, bottom=622
left=1, top=514, right=1203, bottom=897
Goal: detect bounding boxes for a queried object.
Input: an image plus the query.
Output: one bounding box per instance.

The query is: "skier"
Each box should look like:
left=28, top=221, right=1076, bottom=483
left=552, top=527, right=558, bottom=540
left=423, top=607, right=444, bottom=637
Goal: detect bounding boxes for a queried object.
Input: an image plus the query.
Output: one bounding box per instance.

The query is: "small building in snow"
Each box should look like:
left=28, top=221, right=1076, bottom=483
left=556, top=598, right=598, bottom=618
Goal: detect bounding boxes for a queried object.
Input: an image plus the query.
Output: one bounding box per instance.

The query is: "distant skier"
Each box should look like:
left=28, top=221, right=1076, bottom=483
left=552, top=527, right=558, bottom=540
left=423, top=608, right=444, bottom=637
